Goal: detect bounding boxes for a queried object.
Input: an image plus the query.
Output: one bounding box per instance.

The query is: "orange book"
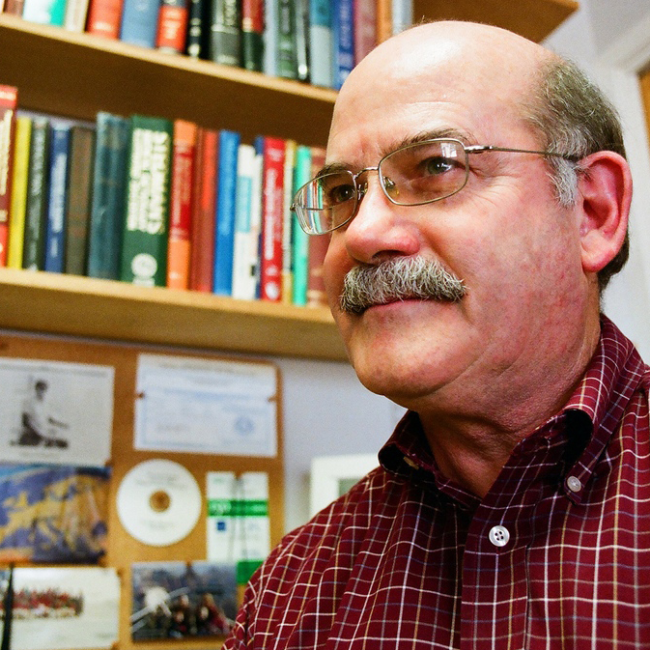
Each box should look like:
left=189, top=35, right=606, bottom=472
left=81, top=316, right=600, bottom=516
left=156, top=0, right=189, bottom=53
left=86, top=0, right=124, bottom=38
left=375, top=0, right=392, bottom=43
left=188, top=127, right=218, bottom=293
left=167, top=119, right=197, bottom=289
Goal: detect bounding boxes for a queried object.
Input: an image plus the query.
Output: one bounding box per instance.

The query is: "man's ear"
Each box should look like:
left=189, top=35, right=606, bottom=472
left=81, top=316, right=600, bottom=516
left=575, top=151, right=632, bottom=274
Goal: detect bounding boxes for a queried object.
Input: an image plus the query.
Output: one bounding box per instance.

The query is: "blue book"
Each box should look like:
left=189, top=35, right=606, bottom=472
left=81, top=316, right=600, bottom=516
left=120, top=0, right=162, bottom=48
left=44, top=122, right=71, bottom=274
left=87, top=112, right=130, bottom=280
left=309, top=0, right=332, bottom=88
left=213, top=129, right=241, bottom=296
left=332, top=0, right=354, bottom=90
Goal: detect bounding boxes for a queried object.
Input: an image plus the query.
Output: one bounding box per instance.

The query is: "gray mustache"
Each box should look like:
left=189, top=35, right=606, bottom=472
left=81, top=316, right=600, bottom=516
left=340, top=257, right=467, bottom=314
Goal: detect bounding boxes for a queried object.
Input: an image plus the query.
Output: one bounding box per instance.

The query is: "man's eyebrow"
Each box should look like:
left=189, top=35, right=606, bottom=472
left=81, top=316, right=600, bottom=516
left=384, top=128, right=477, bottom=156
left=317, top=128, right=479, bottom=177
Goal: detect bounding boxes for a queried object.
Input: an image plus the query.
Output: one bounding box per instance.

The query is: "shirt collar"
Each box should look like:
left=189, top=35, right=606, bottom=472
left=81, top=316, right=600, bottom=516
left=379, top=315, right=648, bottom=504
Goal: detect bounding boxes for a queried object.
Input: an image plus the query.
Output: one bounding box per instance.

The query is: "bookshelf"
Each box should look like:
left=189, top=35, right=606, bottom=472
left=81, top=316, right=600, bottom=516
left=0, top=0, right=577, bottom=361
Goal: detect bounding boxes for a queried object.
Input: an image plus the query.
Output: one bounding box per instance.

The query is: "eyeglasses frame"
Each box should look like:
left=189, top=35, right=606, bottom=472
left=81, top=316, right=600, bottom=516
left=291, top=137, right=581, bottom=235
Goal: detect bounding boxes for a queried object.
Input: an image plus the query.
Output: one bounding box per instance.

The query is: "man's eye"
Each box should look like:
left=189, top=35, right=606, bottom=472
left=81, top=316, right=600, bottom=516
left=422, top=156, right=457, bottom=175
left=328, top=184, right=356, bottom=204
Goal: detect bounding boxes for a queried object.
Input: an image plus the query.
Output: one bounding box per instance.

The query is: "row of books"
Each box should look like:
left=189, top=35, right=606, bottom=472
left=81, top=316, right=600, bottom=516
left=0, top=84, right=331, bottom=307
left=2, top=0, right=413, bottom=90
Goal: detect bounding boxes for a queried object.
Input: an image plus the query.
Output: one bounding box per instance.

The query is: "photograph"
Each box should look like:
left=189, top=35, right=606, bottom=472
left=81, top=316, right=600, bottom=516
left=131, top=560, right=237, bottom=641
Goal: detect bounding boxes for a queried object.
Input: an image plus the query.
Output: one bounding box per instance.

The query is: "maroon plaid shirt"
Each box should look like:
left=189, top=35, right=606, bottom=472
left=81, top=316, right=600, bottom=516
left=224, top=316, right=650, bottom=649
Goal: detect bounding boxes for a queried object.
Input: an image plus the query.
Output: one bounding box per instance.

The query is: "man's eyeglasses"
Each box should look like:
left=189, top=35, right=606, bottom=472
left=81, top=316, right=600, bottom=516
left=291, top=138, right=579, bottom=235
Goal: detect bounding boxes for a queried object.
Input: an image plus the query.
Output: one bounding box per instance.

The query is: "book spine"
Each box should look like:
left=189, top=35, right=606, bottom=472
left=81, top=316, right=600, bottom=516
left=0, top=85, right=18, bottom=267
left=281, top=138, right=295, bottom=304
left=213, top=128, right=240, bottom=296
left=277, top=0, right=297, bottom=79
left=250, top=137, right=264, bottom=298
left=87, top=112, right=129, bottom=279
left=3, top=0, right=26, bottom=15
left=64, top=0, right=91, bottom=31
left=353, top=0, right=377, bottom=64
left=241, top=0, right=263, bottom=72
left=332, top=0, right=354, bottom=90
left=188, top=127, right=218, bottom=292
left=308, top=0, right=332, bottom=88
left=294, top=0, right=309, bottom=82
left=22, top=0, right=65, bottom=24
left=262, top=0, right=277, bottom=76
left=86, top=0, right=124, bottom=38
left=156, top=0, right=189, bottom=53
left=120, top=0, right=162, bottom=47
left=120, top=115, right=173, bottom=287
left=23, top=118, right=50, bottom=271
left=209, top=0, right=241, bottom=66
left=7, top=117, right=32, bottom=270
left=44, top=122, right=71, bottom=273
left=64, top=126, right=95, bottom=275
left=306, top=146, right=328, bottom=307
left=231, top=142, right=256, bottom=300
left=375, top=0, right=392, bottom=43
left=259, top=135, right=284, bottom=302
left=391, top=0, right=412, bottom=35
left=167, top=119, right=197, bottom=289
left=291, top=144, right=311, bottom=306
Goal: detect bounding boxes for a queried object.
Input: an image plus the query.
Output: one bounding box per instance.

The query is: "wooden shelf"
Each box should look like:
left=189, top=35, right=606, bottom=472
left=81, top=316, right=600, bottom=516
left=0, top=13, right=338, bottom=146
left=0, top=269, right=348, bottom=361
left=413, top=0, right=578, bottom=44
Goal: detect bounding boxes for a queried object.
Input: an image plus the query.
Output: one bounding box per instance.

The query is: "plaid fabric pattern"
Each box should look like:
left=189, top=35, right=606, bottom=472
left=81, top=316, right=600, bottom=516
left=224, top=316, right=650, bottom=649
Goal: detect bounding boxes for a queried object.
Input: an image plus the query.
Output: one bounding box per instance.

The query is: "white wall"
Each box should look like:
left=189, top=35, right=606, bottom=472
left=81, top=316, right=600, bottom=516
left=278, top=0, right=650, bottom=535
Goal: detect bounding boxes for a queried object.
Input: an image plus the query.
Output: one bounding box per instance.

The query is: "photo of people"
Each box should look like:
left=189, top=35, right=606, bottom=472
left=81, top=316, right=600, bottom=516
left=130, top=560, right=237, bottom=640
left=0, top=358, right=114, bottom=467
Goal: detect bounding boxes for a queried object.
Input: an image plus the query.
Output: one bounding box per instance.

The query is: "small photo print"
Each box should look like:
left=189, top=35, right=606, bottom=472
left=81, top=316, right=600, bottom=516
left=130, top=560, right=237, bottom=641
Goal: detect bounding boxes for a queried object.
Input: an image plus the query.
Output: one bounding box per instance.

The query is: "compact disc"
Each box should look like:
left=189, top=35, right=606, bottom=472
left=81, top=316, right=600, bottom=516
left=116, top=459, right=201, bottom=546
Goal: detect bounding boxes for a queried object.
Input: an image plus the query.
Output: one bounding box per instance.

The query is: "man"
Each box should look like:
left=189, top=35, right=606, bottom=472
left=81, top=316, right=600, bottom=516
left=224, top=21, right=650, bottom=649
left=18, top=379, right=69, bottom=447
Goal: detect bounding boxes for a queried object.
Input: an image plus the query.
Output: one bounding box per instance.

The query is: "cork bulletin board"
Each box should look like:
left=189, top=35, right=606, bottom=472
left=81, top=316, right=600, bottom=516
left=0, top=331, right=284, bottom=650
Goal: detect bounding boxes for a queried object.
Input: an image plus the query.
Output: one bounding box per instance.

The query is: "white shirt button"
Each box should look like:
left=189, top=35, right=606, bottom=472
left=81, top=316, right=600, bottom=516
left=567, top=476, right=582, bottom=493
left=488, top=525, right=510, bottom=547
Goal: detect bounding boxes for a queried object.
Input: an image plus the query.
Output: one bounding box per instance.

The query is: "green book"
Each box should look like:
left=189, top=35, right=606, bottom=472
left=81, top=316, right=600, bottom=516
left=119, top=115, right=173, bottom=287
left=291, top=145, right=311, bottom=305
left=22, top=118, right=50, bottom=271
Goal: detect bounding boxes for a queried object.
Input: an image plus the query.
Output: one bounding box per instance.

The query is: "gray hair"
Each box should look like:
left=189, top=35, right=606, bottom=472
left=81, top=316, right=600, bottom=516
left=524, top=56, right=629, bottom=291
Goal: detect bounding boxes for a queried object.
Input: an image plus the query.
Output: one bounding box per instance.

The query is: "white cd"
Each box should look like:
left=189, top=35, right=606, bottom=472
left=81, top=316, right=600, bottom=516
left=116, top=459, right=201, bottom=547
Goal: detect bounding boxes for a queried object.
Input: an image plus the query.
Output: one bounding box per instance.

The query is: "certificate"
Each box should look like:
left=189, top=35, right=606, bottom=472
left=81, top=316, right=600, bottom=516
left=134, top=354, right=278, bottom=457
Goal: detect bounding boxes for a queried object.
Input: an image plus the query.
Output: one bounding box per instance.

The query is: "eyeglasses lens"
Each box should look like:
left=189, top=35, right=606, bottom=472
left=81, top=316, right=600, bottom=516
left=379, top=139, right=468, bottom=206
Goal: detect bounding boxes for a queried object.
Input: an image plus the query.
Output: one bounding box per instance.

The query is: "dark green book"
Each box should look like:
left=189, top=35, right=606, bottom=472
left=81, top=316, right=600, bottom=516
left=22, top=117, right=50, bottom=271
left=210, top=0, right=241, bottom=66
left=119, top=115, right=173, bottom=287
left=87, top=112, right=129, bottom=280
left=242, top=0, right=264, bottom=71
left=64, top=125, right=95, bottom=276
left=277, top=0, right=297, bottom=79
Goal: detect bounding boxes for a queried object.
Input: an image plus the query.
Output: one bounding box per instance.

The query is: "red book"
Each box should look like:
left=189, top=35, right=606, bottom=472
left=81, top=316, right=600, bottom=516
left=3, top=0, right=25, bottom=14
left=354, top=0, right=377, bottom=65
left=258, top=135, right=286, bottom=303
left=0, top=85, right=18, bottom=268
left=86, top=0, right=124, bottom=38
left=156, top=0, right=189, bottom=53
left=167, top=119, right=197, bottom=290
left=306, top=146, right=329, bottom=308
left=189, top=127, right=218, bottom=293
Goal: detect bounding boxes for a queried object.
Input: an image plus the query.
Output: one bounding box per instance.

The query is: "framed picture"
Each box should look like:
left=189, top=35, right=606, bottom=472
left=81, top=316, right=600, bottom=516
left=309, top=453, right=378, bottom=516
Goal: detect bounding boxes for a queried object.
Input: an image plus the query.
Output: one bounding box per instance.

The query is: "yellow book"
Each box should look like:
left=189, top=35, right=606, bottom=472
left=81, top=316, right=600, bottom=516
left=282, top=138, right=297, bottom=305
left=8, top=116, right=32, bottom=269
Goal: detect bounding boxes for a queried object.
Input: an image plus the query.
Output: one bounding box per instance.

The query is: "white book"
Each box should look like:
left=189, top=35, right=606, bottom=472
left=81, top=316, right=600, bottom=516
left=232, top=144, right=259, bottom=301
